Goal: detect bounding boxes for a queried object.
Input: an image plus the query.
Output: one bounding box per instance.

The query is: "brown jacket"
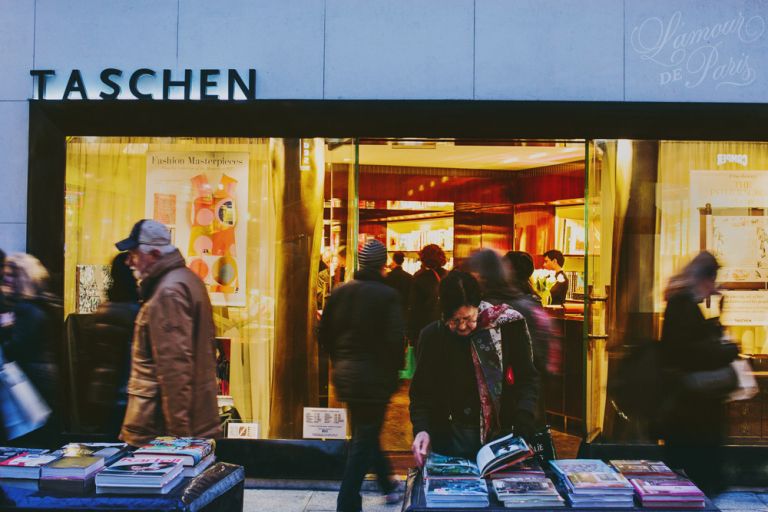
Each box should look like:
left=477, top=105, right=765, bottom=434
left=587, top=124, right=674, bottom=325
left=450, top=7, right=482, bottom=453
left=120, top=250, right=221, bottom=446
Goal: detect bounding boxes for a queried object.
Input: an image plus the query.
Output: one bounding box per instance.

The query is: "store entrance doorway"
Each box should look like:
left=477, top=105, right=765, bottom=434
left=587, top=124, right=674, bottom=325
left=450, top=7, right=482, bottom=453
left=323, top=139, right=592, bottom=459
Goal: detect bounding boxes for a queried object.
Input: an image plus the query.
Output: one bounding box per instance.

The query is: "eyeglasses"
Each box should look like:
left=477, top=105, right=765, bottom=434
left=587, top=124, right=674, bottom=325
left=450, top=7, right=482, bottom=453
left=446, top=314, right=478, bottom=330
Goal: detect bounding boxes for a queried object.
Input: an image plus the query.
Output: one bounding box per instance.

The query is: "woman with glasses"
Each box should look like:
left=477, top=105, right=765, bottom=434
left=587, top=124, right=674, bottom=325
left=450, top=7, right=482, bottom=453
left=409, top=270, right=539, bottom=466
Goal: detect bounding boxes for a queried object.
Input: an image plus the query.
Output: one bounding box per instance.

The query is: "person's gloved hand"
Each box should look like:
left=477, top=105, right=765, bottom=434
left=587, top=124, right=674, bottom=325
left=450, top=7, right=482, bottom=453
left=512, top=410, right=535, bottom=440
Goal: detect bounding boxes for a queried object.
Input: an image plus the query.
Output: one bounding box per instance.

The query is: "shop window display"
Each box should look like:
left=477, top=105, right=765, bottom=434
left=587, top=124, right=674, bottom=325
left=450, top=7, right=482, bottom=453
left=64, top=136, right=329, bottom=440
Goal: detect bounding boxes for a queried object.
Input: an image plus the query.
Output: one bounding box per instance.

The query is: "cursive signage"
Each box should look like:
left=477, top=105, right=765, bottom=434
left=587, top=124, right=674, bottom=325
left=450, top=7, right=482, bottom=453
left=30, top=68, right=256, bottom=100
left=631, top=10, right=765, bottom=89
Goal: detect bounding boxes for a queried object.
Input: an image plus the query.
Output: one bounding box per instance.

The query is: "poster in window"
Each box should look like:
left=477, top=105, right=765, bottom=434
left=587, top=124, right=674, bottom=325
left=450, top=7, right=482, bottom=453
left=709, top=216, right=768, bottom=283
left=145, top=152, right=249, bottom=306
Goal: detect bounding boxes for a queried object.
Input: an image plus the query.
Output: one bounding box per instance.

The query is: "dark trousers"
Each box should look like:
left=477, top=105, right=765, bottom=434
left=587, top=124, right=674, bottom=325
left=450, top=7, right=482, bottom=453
left=337, top=402, right=394, bottom=512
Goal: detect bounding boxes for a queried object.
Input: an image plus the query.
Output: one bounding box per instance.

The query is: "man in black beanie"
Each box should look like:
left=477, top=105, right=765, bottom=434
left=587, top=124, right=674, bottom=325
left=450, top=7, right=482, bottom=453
left=319, top=240, right=405, bottom=511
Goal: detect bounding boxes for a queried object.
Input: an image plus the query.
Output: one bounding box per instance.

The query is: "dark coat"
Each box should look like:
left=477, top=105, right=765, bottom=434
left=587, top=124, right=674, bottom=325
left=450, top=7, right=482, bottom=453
left=409, top=318, right=540, bottom=457
left=84, top=301, right=139, bottom=434
left=406, top=266, right=447, bottom=344
left=660, top=291, right=738, bottom=442
left=3, top=299, right=58, bottom=407
left=319, top=268, right=405, bottom=404
left=385, top=266, right=413, bottom=318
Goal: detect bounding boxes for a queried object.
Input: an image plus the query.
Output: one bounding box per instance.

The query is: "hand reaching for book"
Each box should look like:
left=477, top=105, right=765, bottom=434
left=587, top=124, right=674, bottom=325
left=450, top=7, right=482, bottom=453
left=412, top=431, right=431, bottom=467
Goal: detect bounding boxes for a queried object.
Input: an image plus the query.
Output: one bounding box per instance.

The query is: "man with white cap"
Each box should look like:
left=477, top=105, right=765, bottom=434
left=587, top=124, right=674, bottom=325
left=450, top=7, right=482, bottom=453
left=319, top=240, right=405, bottom=512
left=115, top=219, right=221, bottom=446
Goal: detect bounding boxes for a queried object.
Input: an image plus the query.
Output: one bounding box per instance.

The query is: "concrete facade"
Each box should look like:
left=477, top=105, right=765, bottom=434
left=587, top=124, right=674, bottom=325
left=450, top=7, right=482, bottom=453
left=3, top=0, right=768, bottom=249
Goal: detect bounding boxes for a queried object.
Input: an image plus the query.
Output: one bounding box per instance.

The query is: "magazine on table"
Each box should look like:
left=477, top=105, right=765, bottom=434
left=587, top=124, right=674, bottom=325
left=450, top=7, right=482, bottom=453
left=40, top=455, right=104, bottom=480
left=610, top=459, right=677, bottom=478
left=133, top=437, right=214, bottom=467
left=424, top=433, right=533, bottom=480
left=95, top=457, right=184, bottom=487
left=61, top=442, right=130, bottom=466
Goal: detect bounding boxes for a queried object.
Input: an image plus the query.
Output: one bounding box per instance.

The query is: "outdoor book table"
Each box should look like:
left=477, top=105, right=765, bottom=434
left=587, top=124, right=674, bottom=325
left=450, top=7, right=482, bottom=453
left=0, top=462, right=244, bottom=511
left=400, top=469, right=721, bottom=512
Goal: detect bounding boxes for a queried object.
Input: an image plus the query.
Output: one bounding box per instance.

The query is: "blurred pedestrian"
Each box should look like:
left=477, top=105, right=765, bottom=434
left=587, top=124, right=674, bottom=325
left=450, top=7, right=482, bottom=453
left=410, top=270, right=539, bottom=466
left=406, top=244, right=448, bottom=346
left=1, top=252, right=60, bottom=447
left=661, top=251, right=738, bottom=495
left=115, top=220, right=221, bottom=446
left=319, top=240, right=405, bottom=512
left=385, top=251, right=413, bottom=321
left=504, top=250, right=561, bottom=424
left=83, top=252, right=139, bottom=439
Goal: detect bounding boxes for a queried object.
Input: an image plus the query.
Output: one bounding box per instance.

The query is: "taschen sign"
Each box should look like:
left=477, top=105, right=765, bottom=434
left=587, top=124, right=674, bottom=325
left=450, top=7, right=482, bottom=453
left=30, top=68, right=256, bottom=100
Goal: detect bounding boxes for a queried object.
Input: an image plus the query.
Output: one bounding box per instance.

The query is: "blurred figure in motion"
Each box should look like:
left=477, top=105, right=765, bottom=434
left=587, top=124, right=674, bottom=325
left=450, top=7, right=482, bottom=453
left=385, top=251, right=413, bottom=324
left=319, top=240, right=405, bottom=512
left=83, top=252, right=139, bottom=439
left=661, top=251, right=738, bottom=495
left=504, top=250, right=561, bottom=425
left=1, top=253, right=61, bottom=447
left=407, top=244, right=448, bottom=347
left=410, top=270, right=539, bottom=465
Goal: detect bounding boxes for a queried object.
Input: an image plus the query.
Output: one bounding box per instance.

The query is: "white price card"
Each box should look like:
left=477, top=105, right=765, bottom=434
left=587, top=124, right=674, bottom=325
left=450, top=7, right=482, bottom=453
left=302, top=407, right=347, bottom=440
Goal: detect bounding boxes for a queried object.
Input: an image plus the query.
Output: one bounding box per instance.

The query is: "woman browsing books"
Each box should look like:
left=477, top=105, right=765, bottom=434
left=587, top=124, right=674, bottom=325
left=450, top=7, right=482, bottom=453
left=409, top=270, right=539, bottom=466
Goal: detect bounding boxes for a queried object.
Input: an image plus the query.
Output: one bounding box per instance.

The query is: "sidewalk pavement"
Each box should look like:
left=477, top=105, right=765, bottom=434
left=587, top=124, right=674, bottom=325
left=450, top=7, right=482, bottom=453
left=241, top=486, right=768, bottom=512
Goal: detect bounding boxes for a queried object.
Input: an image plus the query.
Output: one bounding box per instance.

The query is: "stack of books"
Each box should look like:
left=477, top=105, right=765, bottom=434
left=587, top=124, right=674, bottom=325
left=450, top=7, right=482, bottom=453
left=134, top=437, right=215, bottom=477
left=549, top=459, right=634, bottom=508
left=40, top=454, right=104, bottom=493
left=491, top=475, right=565, bottom=508
left=0, top=450, right=62, bottom=489
left=0, top=448, right=54, bottom=489
left=610, top=459, right=706, bottom=509
left=423, top=453, right=489, bottom=508
left=425, top=477, right=490, bottom=508
left=629, top=477, right=706, bottom=509
left=95, top=456, right=185, bottom=495
left=486, top=458, right=546, bottom=480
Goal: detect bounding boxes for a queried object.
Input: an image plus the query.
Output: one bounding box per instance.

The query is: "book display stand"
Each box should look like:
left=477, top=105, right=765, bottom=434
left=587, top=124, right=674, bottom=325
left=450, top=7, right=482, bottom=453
left=401, top=469, right=721, bottom=512
left=0, top=462, right=244, bottom=512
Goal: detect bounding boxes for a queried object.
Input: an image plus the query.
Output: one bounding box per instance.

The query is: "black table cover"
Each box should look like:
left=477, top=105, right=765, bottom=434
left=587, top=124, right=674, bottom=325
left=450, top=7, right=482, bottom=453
left=0, top=462, right=244, bottom=511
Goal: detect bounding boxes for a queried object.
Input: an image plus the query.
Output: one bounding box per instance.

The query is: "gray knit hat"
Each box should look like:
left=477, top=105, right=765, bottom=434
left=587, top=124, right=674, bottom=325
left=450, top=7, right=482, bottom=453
left=359, top=240, right=387, bottom=270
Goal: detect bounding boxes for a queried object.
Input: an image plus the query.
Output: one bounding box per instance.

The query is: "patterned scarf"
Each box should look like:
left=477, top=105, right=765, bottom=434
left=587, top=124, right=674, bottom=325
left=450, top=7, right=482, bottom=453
left=469, top=301, right=524, bottom=444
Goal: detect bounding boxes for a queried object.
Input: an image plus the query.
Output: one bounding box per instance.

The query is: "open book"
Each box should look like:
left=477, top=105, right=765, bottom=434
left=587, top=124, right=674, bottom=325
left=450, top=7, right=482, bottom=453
left=425, top=432, right=534, bottom=479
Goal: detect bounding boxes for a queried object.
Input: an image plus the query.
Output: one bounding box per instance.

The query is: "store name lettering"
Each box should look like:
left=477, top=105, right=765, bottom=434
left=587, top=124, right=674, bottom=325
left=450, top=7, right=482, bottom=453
left=29, top=68, right=256, bottom=100
left=717, top=153, right=748, bottom=166
left=631, top=11, right=765, bottom=89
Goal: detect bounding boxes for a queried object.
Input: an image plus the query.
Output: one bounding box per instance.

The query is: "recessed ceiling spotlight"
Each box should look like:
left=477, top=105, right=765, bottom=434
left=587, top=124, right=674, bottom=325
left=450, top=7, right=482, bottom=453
left=502, top=157, right=519, bottom=163
left=529, top=152, right=548, bottom=159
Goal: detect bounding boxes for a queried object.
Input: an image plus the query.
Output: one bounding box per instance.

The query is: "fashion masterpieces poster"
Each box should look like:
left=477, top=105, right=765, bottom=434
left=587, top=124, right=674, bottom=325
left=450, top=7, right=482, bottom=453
left=146, top=152, right=249, bottom=306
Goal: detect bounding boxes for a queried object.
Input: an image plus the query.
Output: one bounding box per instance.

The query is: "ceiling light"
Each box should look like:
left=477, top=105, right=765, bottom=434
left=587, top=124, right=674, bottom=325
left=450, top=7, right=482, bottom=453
left=529, top=152, right=548, bottom=159
left=502, top=157, right=519, bottom=163
left=561, top=147, right=582, bottom=153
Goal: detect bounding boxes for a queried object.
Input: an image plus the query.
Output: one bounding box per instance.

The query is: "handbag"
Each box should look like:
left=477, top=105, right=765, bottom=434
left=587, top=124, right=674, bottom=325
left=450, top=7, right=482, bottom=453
left=0, top=346, right=51, bottom=440
left=680, top=365, right=737, bottom=395
left=727, top=358, right=758, bottom=402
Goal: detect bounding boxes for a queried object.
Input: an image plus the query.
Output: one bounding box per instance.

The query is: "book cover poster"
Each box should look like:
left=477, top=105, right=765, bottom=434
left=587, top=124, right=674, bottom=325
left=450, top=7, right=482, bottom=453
left=710, top=216, right=768, bottom=283
left=146, top=152, right=249, bottom=307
